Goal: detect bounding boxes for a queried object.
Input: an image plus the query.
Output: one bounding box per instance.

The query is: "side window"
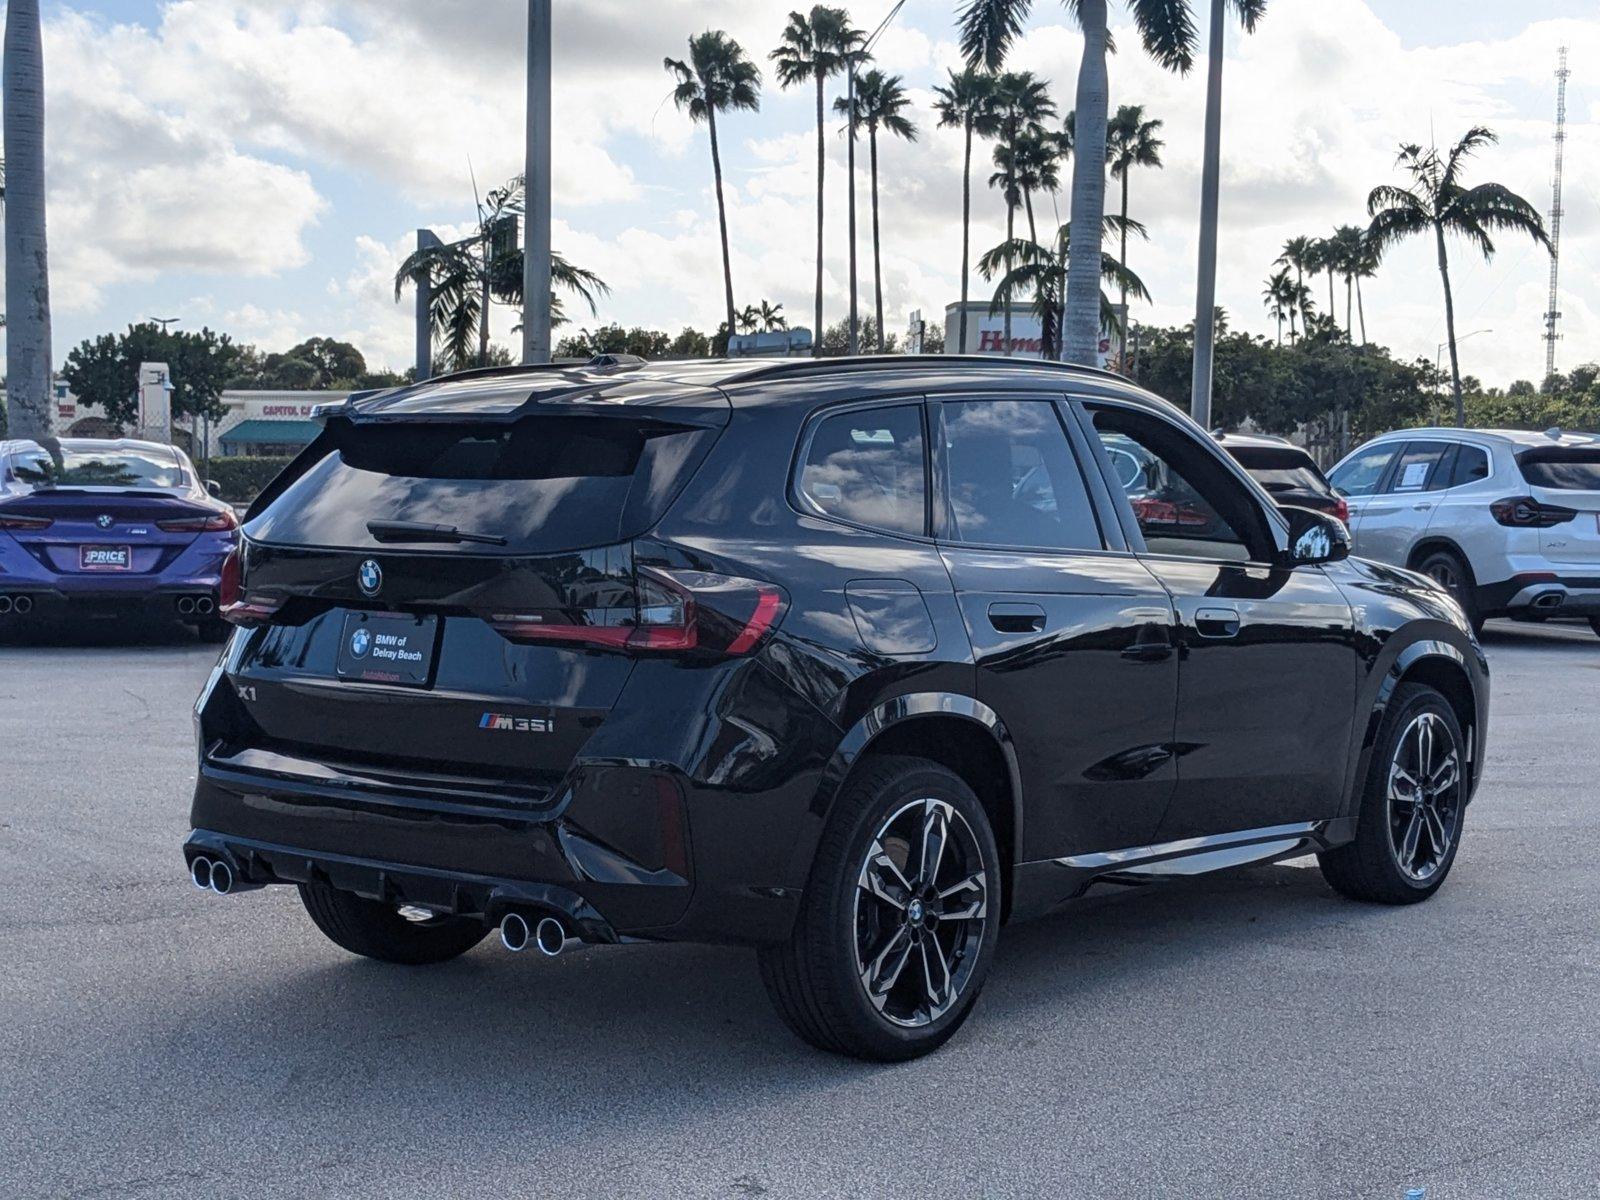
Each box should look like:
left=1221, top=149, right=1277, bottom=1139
left=1089, top=405, right=1272, bottom=564
left=1387, top=441, right=1451, bottom=493
left=1450, top=445, right=1490, bottom=487
left=941, top=399, right=1102, bottom=551
left=1329, top=444, right=1398, bottom=497
left=797, top=404, right=926, bottom=537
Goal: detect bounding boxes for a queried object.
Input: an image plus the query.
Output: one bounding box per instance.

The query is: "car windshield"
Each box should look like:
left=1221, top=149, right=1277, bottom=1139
left=7, top=443, right=186, bottom=489
left=1228, top=447, right=1329, bottom=494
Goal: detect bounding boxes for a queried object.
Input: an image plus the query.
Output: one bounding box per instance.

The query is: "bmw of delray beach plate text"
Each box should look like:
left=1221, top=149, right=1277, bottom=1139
left=184, top=355, right=1488, bottom=1061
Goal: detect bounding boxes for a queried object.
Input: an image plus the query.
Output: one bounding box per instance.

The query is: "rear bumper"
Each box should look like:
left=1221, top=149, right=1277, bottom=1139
left=184, top=829, right=623, bottom=944
left=1477, top=572, right=1600, bottom=617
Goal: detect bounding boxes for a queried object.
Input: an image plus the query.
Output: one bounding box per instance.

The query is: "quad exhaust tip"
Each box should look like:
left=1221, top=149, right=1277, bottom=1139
left=0, top=594, right=32, bottom=615
left=195, top=596, right=215, bottom=615
left=190, top=856, right=213, bottom=891
left=499, top=912, right=571, bottom=956
left=176, top=596, right=195, bottom=615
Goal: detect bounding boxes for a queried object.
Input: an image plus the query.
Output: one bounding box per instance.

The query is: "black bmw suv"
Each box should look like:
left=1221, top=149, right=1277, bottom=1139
left=185, top=356, right=1488, bottom=1060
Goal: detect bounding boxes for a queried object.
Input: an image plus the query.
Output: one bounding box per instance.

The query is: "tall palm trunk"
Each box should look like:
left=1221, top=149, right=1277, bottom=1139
left=1326, top=268, right=1336, bottom=323
left=4, top=0, right=53, bottom=442
left=1288, top=303, right=1297, bottom=343
left=1434, top=220, right=1465, bottom=425
left=846, top=74, right=859, bottom=355
left=1345, top=274, right=1353, bottom=338
left=479, top=229, right=492, bottom=368
left=1063, top=0, right=1110, bottom=366
left=1189, top=0, right=1226, bottom=427
left=707, top=106, right=738, bottom=342
left=812, top=75, right=826, bottom=357
left=1117, top=171, right=1130, bottom=362
left=1002, top=199, right=1016, bottom=356
left=957, top=115, right=974, bottom=354
left=1356, top=276, right=1367, bottom=345
left=869, top=126, right=885, bottom=354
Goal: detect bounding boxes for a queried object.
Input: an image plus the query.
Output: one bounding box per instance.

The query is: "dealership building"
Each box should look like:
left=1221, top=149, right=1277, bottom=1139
left=46, top=386, right=347, bottom=458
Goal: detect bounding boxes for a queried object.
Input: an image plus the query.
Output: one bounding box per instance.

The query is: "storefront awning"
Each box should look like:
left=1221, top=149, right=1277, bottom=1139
left=219, top=419, right=322, bottom=447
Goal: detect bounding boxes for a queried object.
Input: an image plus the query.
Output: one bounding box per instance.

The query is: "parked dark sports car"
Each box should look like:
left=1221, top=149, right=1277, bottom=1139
left=0, top=437, right=237, bottom=637
left=1216, top=431, right=1349, bottom=524
left=184, top=356, right=1487, bottom=1060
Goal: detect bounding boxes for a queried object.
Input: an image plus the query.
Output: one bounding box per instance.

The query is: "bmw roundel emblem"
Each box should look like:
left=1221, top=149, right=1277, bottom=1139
left=96, top=514, right=114, bottom=530
left=349, top=627, right=372, bottom=657
left=358, top=559, right=382, bottom=597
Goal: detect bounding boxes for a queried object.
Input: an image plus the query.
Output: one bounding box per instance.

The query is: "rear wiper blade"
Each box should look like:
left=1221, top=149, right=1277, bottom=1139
left=367, top=519, right=507, bottom=546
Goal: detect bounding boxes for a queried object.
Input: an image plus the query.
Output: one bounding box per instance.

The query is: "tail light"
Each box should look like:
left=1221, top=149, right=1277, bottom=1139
left=158, top=510, right=239, bottom=533
left=0, top=514, right=52, bottom=530
left=486, top=568, right=787, bottom=657
left=1329, top=496, right=1350, bottom=524
left=1489, top=496, right=1576, bottom=528
left=218, top=547, right=283, bottom=626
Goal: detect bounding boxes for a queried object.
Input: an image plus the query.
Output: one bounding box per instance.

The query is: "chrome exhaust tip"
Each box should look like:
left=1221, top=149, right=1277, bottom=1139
left=499, top=912, right=530, bottom=953
left=176, top=596, right=196, bottom=615
left=190, top=857, right=214, bottom=891
left=535, top=917, right=569, bottom=957
left=12, top=595, right=32, bottom=615
left=195, top=596, right=215, bottom=615
left=1532, top=590, right=1565, bottom=609
left=209, top=860, right=234, bottom=895
left=0, top=596, right=12, bottom=615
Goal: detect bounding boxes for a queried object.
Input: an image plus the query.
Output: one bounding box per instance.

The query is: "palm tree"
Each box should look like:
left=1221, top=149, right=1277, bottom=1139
left=4, top=0, right=52, bottom=441
left=1275, top=235, right=1315, bottom=334
left=396, top=175, right=606, bottom=372
left=736, top=304, right=761, bottom=335
left=980, top=221, right=1150, bottom=360
left=836, top=70, right=917, bottom=354
left=1308, top=234, right=1338, bottom=325
left=664, top=31, right=761, bottom=347
left=989, top=71, right=1056, bottom=355
left=759, top=299, right=788, bottom=331
left=1262, top=268, right=1294, bottom=345
left=772, top=6, right=862, bottom=357
left=957, top=0, right=1029, bottom=71
left=1328, top=224, right=1368, bottom=337
left=1106, top=104, right=1164, bottom=358
left=1368, top=127, right=1550, bottom=425
left=934, top=67, right=999, bottom=355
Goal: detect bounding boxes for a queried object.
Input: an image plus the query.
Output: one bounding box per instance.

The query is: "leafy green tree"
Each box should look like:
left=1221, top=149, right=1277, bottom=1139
left=1367, top=126, right=1550, bottom=424
left=61, top=324, right=243, bottom=429
left=665, top=31, right=761, bottom=343
left=771, top=6, right=863, bottom=354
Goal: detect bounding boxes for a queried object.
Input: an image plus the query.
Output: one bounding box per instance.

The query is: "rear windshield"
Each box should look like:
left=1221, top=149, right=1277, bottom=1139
left=1517, top=447, right=1600, bottom=491
left=1228, top=447, right=1328, bottom=494
left=7, top=444, right=185, bottom=489
left=246, top=417, right=716, bottom=553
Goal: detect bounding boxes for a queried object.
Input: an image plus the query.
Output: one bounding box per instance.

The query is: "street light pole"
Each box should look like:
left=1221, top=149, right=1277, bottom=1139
left=522, top=0, right=552, bottom=365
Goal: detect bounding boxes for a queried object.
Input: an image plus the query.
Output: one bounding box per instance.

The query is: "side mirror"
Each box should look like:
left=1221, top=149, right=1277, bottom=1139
left=1278, top=506, right=1350, bottom=567
left=206, top=479, right=223, bottom=498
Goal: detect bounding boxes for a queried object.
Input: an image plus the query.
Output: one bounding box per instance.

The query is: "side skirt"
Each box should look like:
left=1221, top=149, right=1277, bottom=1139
left=1008, top=817, right=1354, bottom=923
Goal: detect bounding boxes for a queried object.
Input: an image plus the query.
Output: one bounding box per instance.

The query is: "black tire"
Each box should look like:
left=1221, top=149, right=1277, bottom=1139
left=298, top=882, right=487, bottom=965
left=757, top=755, right=1002, bottom=1061
left=1319, top=683, right=1467, bottom=904
left=1415, top=548, right=1483, bottom=634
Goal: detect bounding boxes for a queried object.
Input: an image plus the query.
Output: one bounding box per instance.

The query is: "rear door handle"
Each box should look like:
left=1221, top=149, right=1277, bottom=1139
left=1194, top=607, right=1241, bottom=638
left=1412, top=502, right=1432, bottom=512
left=988, top=602, right=1046, bottom=633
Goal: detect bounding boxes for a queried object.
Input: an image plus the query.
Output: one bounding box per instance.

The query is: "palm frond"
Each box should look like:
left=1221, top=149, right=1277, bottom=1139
left=957, top=0, right=1032, bottom=72
left=1128, top=0, right=1197, bottom=74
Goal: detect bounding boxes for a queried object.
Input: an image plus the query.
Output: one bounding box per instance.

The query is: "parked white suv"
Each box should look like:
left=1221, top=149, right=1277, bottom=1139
left=1328, top=427, right=1600, bottom=635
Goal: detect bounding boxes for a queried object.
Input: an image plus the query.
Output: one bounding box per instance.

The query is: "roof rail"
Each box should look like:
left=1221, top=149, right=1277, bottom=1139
left=721, top=353, right=1133, bottom=387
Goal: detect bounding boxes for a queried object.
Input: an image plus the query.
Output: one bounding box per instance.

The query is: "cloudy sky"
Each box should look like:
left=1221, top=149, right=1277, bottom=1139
left=5, top=0, right=1600, bottom=387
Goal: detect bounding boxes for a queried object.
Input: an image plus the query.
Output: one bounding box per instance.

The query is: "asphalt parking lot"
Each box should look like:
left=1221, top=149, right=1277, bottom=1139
left=1, top=618, right=1596, bottom=1199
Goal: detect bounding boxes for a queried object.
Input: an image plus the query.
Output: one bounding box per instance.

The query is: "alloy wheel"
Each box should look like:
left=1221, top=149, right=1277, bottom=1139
left=853, top=797, right=989, bottom=1028
left=1387, top=711, right=1462, bottom=882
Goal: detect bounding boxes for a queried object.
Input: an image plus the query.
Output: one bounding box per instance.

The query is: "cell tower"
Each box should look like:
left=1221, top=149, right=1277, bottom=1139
left=1543, top=46, right=1570, bottom=381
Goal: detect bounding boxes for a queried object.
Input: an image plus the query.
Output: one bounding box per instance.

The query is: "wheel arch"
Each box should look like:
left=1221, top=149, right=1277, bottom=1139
left=801, top=693, right=1024, bottom=920
left=1357, top=640, right=1483, bottom=818
left=1407, top=535, right=1477, bottom=582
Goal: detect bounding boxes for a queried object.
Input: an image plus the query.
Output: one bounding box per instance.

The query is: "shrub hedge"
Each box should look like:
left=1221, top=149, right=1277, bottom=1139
left=205, top=456, right=293, bottom=502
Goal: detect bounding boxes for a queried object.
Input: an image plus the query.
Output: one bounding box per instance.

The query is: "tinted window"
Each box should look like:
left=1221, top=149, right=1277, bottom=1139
left=9, top=443, right=185, bottom=489
left=1450, top=445, right=1490, bottom=487
left=1091, top=407, right=1271, bottom=563
left=942, top=400, right=1101, bottom=550
left=1517, top=447, right=1600, bottom=491
left=246, top=416, right=715, bottom=554
left=1388, top=441, right=1451, bottom=493
left=797, top=404, right=926, bottom=537
left=1329, top=444, right=1398, bottom=497
left=1228, top=446, right=1330, bottom=495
